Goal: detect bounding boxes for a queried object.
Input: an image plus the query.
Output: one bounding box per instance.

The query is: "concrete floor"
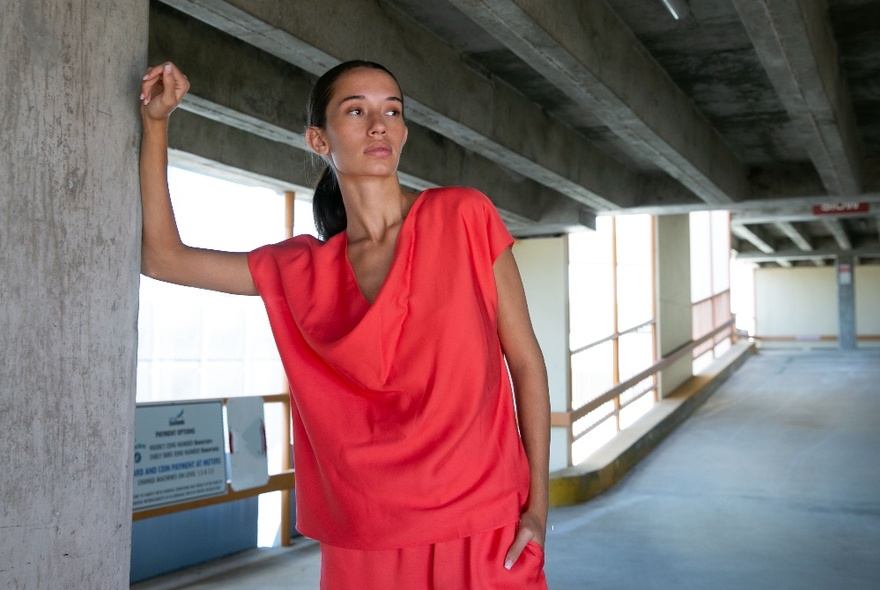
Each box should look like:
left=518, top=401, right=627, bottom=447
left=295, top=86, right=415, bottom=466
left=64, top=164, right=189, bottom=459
left=134, top=348, right=880, bottom=590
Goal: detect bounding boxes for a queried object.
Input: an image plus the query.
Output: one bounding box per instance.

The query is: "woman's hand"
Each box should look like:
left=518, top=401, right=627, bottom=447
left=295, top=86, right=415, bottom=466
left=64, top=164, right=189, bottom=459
left=504, top=509, right=546, bottom=570
left=140, top=62, right=190, bottom=121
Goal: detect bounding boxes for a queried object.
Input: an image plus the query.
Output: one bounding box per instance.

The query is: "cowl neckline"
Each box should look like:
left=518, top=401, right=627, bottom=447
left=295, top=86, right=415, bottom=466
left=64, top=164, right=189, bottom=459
left=340, top=189, right=427, bottom=309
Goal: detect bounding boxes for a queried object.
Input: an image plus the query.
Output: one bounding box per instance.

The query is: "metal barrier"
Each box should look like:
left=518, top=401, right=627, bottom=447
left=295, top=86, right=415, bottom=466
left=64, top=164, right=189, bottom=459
left=554, top=292, right=735, bottom=467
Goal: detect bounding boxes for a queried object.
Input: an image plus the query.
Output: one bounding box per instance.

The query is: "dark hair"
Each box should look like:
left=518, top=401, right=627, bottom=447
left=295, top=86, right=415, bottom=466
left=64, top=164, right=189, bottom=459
left=307, top=60, right=404, bottom=240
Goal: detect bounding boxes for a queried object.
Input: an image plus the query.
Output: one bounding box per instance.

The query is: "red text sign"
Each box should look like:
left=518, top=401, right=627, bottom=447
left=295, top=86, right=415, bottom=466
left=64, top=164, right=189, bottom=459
left=812, top=202, right=870, bottom=215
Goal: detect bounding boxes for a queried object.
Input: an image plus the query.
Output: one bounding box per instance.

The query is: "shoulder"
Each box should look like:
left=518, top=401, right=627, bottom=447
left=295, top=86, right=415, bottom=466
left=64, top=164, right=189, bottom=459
left=249, top=234, right=328, bottom=271
left=419, top=186, right=498, bottom=220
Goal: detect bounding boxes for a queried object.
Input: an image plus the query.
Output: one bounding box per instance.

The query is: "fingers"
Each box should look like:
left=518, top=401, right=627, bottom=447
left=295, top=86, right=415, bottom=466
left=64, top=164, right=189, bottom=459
left=503, top=526, right=535, bottom=570
left=139, top=62, right=190, bottom=115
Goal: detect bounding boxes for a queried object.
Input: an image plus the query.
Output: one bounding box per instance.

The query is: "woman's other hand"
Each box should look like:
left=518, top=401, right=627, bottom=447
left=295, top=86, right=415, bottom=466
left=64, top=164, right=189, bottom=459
left=504, top=509, right=546, bottom=570
left=140, top=62, right=190, bottom=120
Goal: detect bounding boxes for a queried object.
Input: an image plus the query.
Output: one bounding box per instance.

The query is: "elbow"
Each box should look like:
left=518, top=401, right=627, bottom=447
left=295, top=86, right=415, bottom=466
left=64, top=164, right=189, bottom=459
left=140, top=252, right=163, bottom=281
left=140, top=243, right=177, bottom=282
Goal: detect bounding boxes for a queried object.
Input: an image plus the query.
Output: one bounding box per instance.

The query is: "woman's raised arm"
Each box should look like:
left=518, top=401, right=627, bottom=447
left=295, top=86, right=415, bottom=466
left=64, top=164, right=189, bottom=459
left=139, top=62, right=257, bottom=296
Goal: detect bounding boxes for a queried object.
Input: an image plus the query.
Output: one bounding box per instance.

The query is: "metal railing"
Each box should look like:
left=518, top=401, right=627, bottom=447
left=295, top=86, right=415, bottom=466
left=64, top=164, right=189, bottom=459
left=554, top=292, right=735, bottom=467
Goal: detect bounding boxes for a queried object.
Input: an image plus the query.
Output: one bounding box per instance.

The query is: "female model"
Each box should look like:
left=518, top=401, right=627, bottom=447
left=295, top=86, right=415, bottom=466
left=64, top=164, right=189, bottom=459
left=140, top=60, right=549, bottom=589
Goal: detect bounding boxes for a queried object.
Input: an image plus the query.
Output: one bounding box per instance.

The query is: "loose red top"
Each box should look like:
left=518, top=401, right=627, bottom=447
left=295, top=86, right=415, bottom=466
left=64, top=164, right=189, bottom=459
left=248, top=187, right=530, bottom=550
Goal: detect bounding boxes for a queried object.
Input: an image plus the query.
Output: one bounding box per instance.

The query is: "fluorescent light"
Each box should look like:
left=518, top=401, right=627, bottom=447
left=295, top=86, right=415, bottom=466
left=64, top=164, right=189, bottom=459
left=661, top=0, right=690, bottom=20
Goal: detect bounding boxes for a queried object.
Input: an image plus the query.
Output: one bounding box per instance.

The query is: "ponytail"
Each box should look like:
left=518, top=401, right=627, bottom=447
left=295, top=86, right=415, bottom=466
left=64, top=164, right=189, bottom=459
left=313, top=166, right=346, bottom=241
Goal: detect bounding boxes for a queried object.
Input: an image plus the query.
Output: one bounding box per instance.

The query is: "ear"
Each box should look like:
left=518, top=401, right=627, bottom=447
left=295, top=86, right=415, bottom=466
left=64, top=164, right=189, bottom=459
left=306, top=126, right=329, bottom=155
left=401, top=124, right=408, bottom=150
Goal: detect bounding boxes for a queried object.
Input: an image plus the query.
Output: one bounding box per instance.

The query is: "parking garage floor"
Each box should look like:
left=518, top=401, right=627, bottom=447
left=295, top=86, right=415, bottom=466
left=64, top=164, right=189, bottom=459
left=134, top=348, right=880, bottom=590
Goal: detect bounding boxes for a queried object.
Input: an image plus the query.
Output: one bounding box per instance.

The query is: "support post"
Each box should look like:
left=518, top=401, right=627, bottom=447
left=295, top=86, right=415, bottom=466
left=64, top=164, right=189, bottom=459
left=0, top=1, right=146, bottom=586
left=836, top=255, right=857, bottom=349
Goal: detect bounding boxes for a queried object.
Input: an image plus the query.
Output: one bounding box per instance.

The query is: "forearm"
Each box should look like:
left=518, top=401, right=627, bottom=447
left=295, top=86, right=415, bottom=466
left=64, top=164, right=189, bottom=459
left=511, top=358, right=551, bottom=524
left=139, top=115, right=185, bottom=279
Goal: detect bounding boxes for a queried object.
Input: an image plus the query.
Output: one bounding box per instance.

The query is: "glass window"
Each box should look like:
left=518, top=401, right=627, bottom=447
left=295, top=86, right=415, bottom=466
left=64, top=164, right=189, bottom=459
left=616, top=215, right=653, bottom=331
left=569, top=217, right=615, bottom=350
left=689, top=211, right=713, bottom=302
left=711, top=211, right=731, bottom=293
left=137, top=167, right=287, bottom=403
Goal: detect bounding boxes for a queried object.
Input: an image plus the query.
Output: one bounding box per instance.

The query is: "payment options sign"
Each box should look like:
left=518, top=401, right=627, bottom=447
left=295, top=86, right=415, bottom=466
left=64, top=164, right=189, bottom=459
left=133, top=402, right=227, bottom=511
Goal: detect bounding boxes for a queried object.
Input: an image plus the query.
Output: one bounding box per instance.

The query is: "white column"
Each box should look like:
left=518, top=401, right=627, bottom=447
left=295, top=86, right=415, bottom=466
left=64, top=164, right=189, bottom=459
left=655, top=215, right=694, bottom=397
left=513, top=237, right=571, bottom=471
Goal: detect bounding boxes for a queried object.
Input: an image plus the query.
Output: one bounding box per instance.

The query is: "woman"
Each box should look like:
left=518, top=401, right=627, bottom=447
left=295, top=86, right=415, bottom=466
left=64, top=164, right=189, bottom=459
left=140, top=60, right=550, bottom=589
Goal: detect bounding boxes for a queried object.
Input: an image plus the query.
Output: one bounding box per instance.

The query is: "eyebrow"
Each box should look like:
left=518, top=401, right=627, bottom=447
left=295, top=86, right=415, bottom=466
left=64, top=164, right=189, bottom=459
left=337, top=94, right=403, bottom=106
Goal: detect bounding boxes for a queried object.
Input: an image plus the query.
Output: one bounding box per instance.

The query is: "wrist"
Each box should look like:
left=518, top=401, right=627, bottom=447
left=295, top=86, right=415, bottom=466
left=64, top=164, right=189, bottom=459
left=141, top=112, right=170, bottom=130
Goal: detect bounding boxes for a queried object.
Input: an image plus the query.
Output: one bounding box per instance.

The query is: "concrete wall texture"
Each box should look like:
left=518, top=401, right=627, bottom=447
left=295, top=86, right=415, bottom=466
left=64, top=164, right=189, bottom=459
left=0, top=1, right=146, bottom=587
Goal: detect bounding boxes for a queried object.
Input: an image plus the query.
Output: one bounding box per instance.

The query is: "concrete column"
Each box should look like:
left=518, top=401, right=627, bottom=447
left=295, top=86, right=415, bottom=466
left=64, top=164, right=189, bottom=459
left=655, top=215, right=694, bottom=397
left=0, top=1, right=146, bottom=586
left=513, top=237, right=571, bottom=471
left=836, top=255, right=857, bottom=349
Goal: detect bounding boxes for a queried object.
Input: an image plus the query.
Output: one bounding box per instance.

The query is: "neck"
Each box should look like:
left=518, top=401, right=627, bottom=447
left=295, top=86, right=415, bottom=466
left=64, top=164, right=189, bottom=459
left=338, top=174, right=414, bottom=243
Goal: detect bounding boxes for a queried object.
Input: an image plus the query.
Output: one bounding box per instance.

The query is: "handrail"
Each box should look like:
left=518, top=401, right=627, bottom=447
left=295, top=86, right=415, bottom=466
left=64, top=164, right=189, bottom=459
left=132, top=470, right=295, bottom=521
left=570, top=319, right=656, bottom=356
left=552, top=318, right=735, bottom=427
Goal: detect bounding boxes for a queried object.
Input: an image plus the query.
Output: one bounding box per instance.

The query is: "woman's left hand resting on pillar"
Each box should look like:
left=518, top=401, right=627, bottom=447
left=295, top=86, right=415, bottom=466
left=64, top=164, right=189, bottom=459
left=139, top=62, right=257, bottom=295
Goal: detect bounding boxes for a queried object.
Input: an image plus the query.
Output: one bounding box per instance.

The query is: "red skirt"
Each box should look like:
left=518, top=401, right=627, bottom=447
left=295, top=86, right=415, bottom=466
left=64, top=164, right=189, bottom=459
left=320, top=521, right=548, bottom=590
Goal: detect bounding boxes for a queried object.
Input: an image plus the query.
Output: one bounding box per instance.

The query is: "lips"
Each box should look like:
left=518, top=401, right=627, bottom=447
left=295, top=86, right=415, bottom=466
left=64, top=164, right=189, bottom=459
left=365, top=141, right=393, bottom=157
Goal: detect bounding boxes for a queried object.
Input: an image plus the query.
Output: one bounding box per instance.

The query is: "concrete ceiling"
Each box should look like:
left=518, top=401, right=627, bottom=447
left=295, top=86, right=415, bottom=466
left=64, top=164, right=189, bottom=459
left=150, top=0, right=880, bottom=267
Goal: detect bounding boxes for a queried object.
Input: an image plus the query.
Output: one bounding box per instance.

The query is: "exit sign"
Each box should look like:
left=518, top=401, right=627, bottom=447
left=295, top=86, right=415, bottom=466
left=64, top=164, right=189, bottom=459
left=812, top=202, right=870, bottom=215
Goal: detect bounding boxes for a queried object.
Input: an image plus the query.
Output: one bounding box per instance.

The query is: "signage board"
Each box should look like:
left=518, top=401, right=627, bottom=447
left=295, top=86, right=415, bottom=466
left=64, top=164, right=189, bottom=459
left=133, top=401, right=227, bottom=511
left=812, top=202, right=870, bottom=216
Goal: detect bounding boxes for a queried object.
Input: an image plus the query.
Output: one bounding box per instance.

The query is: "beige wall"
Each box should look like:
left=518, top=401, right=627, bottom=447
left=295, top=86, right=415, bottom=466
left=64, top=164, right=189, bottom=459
left=856, top=266, right=880, bottom=334
left=754, top=265, right=880, bottom=347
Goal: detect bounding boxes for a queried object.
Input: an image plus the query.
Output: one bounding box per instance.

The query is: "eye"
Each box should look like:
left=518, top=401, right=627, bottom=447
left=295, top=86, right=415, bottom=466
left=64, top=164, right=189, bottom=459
left=347, top=107, right=363, bottom=116
left=386, top=108, right=401, bottom=117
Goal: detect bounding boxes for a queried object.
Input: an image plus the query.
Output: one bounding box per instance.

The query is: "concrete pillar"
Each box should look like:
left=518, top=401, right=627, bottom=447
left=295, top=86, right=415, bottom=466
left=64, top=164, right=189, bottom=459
left=513, top=237, right=571, bottom=471
left=0, top=1, right=146, bottom=586
left=655, top=215, right=694, bottom=397
left=836, top=255, right=857, bottom=349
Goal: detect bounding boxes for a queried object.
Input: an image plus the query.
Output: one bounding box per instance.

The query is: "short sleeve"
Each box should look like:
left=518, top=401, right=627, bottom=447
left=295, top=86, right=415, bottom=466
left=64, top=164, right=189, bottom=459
left=465, top=189, right=515, bottom=262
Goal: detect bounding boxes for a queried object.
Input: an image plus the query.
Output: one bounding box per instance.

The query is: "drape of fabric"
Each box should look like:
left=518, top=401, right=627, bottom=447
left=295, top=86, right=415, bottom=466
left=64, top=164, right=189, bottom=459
left=320, top=521, right=548, bottom=590
left=249, top=187, right=530, bottom=550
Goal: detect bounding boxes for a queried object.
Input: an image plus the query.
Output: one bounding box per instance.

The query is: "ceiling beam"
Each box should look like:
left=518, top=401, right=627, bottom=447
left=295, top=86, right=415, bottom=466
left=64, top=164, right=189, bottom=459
left=447, top=0, right=748, bottom=205
left=158, top=0, right=678, bottom=212
left=732, top=0, right=863, bottom=196
left=773, top=221, right=813, bottom=252
left=821, top=218, right=852, bottom=250
left=772, top=220, right=827, bottom=266
left=731, top=223, right=776, bottom=254
left=735, top=245, right=880, bottom=263
left=148, top=3, right=585, bottom=231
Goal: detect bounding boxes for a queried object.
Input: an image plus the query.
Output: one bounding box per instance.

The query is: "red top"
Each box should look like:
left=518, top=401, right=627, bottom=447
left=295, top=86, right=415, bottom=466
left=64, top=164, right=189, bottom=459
left=248, top=187, right=530, bottom=550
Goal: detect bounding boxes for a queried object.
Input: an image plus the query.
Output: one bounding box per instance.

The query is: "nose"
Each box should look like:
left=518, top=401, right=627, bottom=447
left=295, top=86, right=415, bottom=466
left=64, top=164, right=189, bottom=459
left=368, top=112, right=386, bottom=136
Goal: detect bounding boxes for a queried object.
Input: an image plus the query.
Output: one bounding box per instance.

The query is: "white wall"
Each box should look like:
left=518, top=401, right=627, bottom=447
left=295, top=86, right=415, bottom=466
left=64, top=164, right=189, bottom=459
left=856, top=266, right=880, bottom=335
left=754, top=265, right=880, bottom=347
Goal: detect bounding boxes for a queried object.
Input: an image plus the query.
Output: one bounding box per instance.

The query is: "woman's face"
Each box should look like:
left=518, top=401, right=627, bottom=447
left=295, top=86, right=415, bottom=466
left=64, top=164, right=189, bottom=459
left=309, top=68, right=408, bottom=182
